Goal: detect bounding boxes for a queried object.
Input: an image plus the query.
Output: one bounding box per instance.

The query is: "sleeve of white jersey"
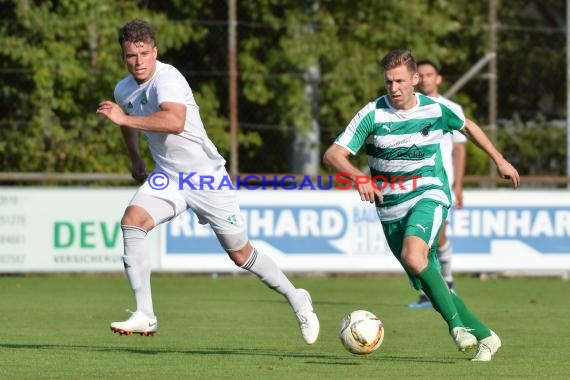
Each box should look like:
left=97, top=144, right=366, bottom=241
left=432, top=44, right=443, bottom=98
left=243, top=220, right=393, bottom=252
left=154, top=68, right=191, bottom=106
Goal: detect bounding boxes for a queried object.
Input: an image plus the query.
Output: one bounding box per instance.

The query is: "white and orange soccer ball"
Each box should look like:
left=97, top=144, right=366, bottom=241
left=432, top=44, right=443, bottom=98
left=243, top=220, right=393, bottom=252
left=339, top=310, right=385, bottom=355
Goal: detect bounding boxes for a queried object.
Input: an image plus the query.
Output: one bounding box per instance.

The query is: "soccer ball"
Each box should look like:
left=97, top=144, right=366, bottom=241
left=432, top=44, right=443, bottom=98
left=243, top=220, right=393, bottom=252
left=339, top=310, right=384, bottom=355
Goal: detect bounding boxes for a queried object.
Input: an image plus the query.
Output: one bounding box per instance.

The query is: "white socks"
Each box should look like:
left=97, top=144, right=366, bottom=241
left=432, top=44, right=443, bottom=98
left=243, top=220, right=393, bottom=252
left=121, top=225, right=154, bottom=318
left=241, top=247, right=304, bottom=312
left=437, top=240, right=453, bottom=284
left=121, top=229, right=303, bottom=317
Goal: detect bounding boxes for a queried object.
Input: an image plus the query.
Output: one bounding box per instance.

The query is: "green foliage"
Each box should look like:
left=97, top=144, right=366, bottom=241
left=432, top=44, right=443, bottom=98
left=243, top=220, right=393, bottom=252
left=0, top=0, right=202, bottom=173
left=465, top=140, right=490, bottom=176
left=464, top=116, right=566, bottom=179
left=0, top=0, right=565, bottom=179
left=497, top=114, right=566, bottom=176
left=236, top=0, right=495, bottom=172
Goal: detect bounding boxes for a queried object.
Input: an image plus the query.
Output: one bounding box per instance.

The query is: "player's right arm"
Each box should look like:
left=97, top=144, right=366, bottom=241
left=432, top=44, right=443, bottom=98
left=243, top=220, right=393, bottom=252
left=97, top=100, right=186, bottom=134
left=325, top=101, right=383, bottom=203
left=323, top=144, right=382, bottom=204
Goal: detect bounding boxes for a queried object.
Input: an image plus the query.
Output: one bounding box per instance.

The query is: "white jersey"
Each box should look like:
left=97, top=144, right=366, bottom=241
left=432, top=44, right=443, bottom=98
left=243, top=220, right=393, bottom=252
left=114, top=61, right=226, bottom=179
left=428, top=96, right=467, bottom=187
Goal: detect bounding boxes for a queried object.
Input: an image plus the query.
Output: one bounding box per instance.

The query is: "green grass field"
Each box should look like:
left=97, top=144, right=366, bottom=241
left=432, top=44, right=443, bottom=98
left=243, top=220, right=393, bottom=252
left=1, top=274, right=568, bottom=379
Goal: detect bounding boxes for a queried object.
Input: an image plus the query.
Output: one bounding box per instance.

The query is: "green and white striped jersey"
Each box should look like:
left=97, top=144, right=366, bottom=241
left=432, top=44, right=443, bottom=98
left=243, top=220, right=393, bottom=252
left=335, top=93, right=465, bottom=222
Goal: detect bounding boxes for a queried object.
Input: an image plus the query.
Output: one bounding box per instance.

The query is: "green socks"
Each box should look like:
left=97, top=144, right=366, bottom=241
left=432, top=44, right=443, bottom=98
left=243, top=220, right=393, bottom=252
left=417, top=263, right=492, bottom=339
left=417, top=263, right=463, bottom=330
left=450, top=292, right=492, bottom=340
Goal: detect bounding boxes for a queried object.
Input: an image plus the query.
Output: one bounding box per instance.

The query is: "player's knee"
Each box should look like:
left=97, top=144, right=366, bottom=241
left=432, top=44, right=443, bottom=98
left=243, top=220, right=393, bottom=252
left=217, top=232, right=249, bottom=266
left=402, top=253, right=427, bottom=275
left=121, top=206, right=154, bottom=231
left=228, top=250, right=247, bottom=266
left=227, top=242, right=252, bottom=267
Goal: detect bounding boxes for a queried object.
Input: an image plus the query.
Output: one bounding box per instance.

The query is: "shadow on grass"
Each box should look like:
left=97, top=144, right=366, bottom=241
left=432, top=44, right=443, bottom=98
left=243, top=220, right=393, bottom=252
left=222, top=298, right=410, bottom=308
left=0, top=343, right=456, bottom=364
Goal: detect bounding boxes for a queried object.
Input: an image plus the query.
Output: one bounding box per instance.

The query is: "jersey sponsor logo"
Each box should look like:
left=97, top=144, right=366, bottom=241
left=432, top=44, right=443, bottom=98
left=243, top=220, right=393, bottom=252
left=383, top=144, right=425, bottom=160
left=165, top=206, right=347, bottom=254
left=399, top=145, right=425, bottom=159
left=448, top=206, right=570, bottom=253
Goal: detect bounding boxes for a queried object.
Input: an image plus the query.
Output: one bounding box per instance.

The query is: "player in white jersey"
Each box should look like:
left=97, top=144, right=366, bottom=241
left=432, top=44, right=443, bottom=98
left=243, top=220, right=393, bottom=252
left=408, top=60, right=467, bottom=308
left=96, top=19, right=319, bottom=344
left=323, top=50, right=519, bottom=361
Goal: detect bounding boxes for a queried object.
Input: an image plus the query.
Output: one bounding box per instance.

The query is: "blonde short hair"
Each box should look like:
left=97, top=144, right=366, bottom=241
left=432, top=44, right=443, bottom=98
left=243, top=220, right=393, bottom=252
left=380, top=50, right=417, bottom=73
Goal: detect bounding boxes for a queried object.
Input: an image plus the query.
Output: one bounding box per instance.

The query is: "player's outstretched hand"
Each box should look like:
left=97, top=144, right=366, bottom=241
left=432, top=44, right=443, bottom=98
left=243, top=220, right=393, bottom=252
left=96, top=100, right=126, bottom=127
left=496, top=158, right=520, bottom=188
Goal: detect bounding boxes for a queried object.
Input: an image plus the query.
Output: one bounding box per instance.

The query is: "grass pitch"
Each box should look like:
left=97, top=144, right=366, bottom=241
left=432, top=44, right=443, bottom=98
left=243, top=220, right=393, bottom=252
left=1, top=274, right=568, bottom=379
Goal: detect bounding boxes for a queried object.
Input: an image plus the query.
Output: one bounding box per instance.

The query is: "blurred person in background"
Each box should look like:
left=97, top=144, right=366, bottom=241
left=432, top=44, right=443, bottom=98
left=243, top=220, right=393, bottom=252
left=323, top=50, right=519, bottom=361
left=96, top=19, right=319, bottom=344
left=407, top=59, right=467, bottom=308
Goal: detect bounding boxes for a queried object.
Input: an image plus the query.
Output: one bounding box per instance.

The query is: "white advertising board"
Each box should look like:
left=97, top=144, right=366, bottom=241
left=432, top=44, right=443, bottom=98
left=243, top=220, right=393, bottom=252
left=160, top=190, right=398, bottom=273
left=161, top=189, right=570, bottom=273
left=447, top=190, right=570, bottom=272
left=0, top=188, right=160, bottom=272
left=1, top=187, right=569, bottom=274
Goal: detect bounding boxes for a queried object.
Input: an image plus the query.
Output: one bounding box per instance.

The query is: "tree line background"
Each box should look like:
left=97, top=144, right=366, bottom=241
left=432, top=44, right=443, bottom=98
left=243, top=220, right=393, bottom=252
left=0, top=0, right=566, bottom=185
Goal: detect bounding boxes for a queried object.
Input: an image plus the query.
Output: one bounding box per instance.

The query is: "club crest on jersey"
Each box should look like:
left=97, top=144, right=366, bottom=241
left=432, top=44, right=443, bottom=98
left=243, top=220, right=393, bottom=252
left=140, top=92, right=148, bottom=105
left=421, top=123, right=432, bottom=136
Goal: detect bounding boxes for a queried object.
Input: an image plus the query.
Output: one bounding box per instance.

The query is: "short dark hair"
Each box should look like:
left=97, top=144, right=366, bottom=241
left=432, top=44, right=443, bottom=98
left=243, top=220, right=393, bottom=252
left=416, top=59, right=440, bottom=74
left=118, top=19, right=156, bottom=46
left=380, top=50, right=417, bottom=73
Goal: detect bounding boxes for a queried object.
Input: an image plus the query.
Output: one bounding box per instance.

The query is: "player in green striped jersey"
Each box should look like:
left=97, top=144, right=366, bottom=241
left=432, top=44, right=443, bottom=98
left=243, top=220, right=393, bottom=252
left=323, top=50, right=519, bottom=361
left=407, top=59, right=467, bottom=308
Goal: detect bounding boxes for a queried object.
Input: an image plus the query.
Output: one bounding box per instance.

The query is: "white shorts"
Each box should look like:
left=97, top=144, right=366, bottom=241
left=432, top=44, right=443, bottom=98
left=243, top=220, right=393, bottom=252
left=129, top=172, right=248, bottom=250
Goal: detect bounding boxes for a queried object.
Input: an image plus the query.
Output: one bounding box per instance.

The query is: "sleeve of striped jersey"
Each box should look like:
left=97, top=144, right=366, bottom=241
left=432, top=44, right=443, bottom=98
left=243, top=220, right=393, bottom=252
left=334, top=102, right=376, bottom=155
left=440, top=102, right=465, bottom=132
left=451, top=130, right=467, bottom=143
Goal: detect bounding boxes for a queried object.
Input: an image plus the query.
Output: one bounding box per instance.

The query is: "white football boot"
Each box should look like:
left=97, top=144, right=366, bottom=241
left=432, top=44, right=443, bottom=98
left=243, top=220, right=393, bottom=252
left=110, top=310, right=158, bottom=336
left=294, top=289, right=320, bottom=344
left=472, top=330, right=502, bottom=362
left=450, top=326, right=477, bottom=352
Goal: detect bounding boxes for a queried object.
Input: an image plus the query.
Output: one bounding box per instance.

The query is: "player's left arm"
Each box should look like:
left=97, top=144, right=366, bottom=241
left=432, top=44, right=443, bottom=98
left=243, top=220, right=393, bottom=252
left=460, top=119, right=520, bottom=188
left=97, top=101, right=186, bottom=134
left=452, top=141, right=466, bottom=208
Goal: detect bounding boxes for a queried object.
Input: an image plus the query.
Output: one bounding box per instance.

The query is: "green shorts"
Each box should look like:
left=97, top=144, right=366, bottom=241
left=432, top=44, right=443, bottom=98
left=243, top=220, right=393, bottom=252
left=382, top=199, right=448, bottom=290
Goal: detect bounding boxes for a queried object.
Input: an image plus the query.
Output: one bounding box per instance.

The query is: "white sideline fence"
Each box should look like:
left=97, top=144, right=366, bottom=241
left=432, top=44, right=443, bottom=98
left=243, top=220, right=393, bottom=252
left=1, top=187, right=569, bottom=277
